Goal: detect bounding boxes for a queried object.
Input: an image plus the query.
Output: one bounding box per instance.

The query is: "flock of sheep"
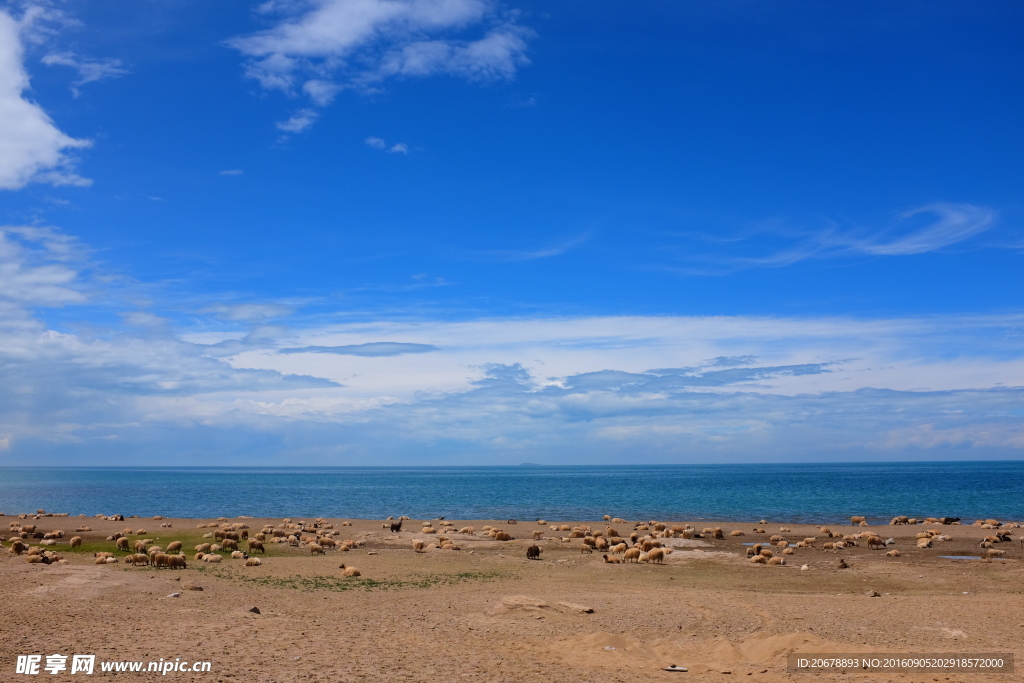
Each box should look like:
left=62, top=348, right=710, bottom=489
left=3, top=509, right=1021, bottom=573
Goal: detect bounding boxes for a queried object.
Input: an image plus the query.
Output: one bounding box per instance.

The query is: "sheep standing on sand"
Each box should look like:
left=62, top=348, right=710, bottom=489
left=247, top=540, right=265, bottom=554
left=70, top=536, right=82, bottom=549
left=532, top=530, right=544, bottom=540
left=412, top=539, right=425, bottom=552
left=648, top=548, right=665, bottom=564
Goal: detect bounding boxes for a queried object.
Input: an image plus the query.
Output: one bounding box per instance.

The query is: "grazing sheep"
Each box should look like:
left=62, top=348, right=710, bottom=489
left=70, top=536, right=82, bottom=549
left=526, top=545, right=541, bottom=560
left=886, top=549, right=901, bottom=557
left=987, top=548, right=1006, bottom=558
left=153, top=553, right=171, bottom=568
left=168, top=554, right=187, bottom=569
left=133, top=540, right=147, bottom=553
left=580, top=544, right=593, bottom=554
left=866, top=537, right=886, bottom=550
left=623, top=547, right=641, bottom=563
left=247, top=540, right=265, bottom=554
left=602, top=554, right=621, bottom=564
left=648, top=548, right=665, bottom=564
left=340, top=564, right=361, bottom=577
left=116, top=537, right=130, bottom=551
left=309, top=544, right=325, bottom=555
left=245, top=557, right=262, bottom=566
left=603, top=515, right=611, bottom=521
left=458, top=527, right=475, bottom=535
left=165, top=540, right=182, bottom=553
left=891, top=516, right=910, bottom=525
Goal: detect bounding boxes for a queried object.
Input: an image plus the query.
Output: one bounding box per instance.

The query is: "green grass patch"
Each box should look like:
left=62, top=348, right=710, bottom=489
left=192, top=566, right=508, bottom=592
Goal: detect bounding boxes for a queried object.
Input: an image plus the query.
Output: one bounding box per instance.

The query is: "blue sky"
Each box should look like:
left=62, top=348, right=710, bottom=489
left=0, top=0, right=1022, bottom=464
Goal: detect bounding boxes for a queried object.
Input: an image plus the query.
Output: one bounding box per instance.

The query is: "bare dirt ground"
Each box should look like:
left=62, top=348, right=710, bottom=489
left=2, top=514, right=1022, bottom=683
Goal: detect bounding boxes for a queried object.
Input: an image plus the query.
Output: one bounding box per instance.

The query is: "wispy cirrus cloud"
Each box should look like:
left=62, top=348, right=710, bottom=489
left=670, top=203, right=998, bottom=274
left=41, top=51, right=128, bottom=95
left=228, top=0, right=531, bottom=131
left=464, top=232, right=591, bottom=261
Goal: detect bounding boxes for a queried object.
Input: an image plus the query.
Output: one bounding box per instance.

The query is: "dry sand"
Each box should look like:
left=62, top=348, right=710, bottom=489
left=2, top=515, right=1022, bottom=682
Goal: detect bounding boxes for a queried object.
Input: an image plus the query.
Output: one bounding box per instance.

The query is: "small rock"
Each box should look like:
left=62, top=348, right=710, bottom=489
left=249, top=606, right=261, bottom=614
left=183, top=584, right=203, bottom=591
left=367, top=551, right=378, bottom=555
left=867, top=590, right=880, bottom=597
left=167, top=592, right=181, bottom=598
left=557, top=601, right=594, bottom=614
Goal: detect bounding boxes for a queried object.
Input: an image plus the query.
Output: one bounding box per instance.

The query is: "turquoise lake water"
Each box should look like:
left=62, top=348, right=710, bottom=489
left=0, top=462, right=1021, bottom=524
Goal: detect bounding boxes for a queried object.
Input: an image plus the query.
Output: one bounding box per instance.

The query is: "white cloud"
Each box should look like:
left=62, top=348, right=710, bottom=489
left=202, top=302, right=294, bottom=321
left=228, top=0, right=531, bottom=130
left=3, top=225, right=1024, bottom=465
left=365, top=136, right=409, bottom=153
left=41, top=51, right=128, bottom=95
left=0, top=10, right=91, bottom=190
left=276, top=108, right=318, bottom=132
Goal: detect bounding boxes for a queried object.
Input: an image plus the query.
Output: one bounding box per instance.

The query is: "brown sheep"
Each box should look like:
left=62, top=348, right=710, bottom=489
left=623, top=547, right=641, bottom=563
left=245, top=557, right=262, bottom=566
left=648, top=548, right=665, bottom=564
left=133, top=539, right=148, bottom=553
left=168, top=554, right=187, bottom=569
left=153, top=553, right=171, bottom=568
left=886, top=549, right=901, bottom=557
left=749, top=555, right=767, bottom=564
left=730, top=530, right=744, bottom=537
left=340, top=564, right=361, bottom=577
left=850, top=516, right=866, bottom=525
left=767, top=556, right=786, bottom=565
left=494, top=531, right=512, bottom=541
left=712, top=527, right=724, bottom=540
left=69, top=536, right=82, bottom=549
left=167, top=541, right=182, bottom=553
left=221, top=539, right=239, bottom=551
left=580, top=544, right=593, bottom=554
left=247, top=540, right=265, bottom=553
left=602, top=554, right=621, bottom=564
left=526, top=545, right=541, bottom=560
left=866, top=536, right=886, bottom=550
left=116, top=537, right=130, bottom=551
left=309, top=544, right=325, bottom=555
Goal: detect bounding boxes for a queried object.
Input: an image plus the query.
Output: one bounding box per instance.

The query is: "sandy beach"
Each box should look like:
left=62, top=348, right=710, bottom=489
left=3, top=514, right=1021, bottom=682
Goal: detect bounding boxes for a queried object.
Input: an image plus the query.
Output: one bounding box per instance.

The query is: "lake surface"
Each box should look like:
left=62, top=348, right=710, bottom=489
left=1, top=462, right=1021, bottom=524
